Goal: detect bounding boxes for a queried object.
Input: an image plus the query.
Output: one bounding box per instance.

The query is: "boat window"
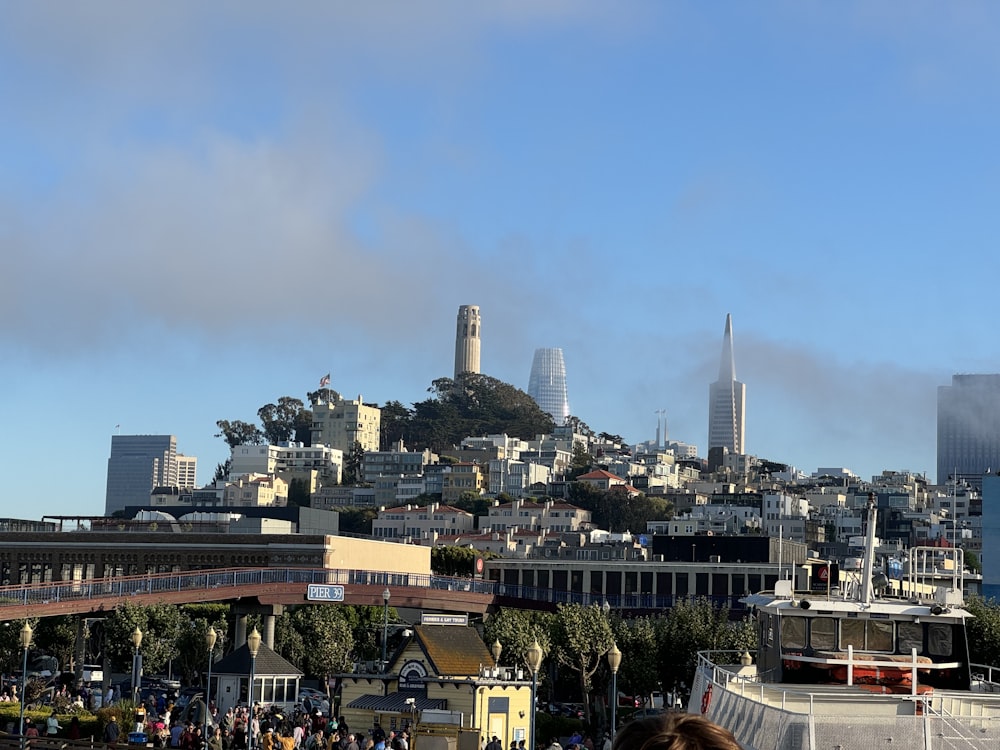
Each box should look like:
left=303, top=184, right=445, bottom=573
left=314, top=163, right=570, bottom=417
left=841, top=618, right=894, bottom=652
left=781, top=616, right=807, bottom=649
left=928, top=623, right=953, bottom=657
left=810, top=617, right=836, bottom=650
left=868, top=620, right=894, bottom=652
left=897, top=621, right=923, bottom=654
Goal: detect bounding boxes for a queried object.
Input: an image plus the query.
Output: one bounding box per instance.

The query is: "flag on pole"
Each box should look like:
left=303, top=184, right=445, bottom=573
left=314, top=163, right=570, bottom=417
left=319, top=373, right=331, bottom=387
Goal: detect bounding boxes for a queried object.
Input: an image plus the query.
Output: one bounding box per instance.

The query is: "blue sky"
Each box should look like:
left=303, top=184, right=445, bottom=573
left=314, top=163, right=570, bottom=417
left=3, top=3, right=1000, bottom=517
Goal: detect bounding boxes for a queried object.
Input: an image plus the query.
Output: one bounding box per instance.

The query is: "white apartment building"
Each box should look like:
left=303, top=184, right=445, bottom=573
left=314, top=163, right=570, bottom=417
left=231, top=442, right=344, bottom=487
left=461, top=434, right=528, bottom=458
left=488, top=458, right=551, bottom=497
left=373, top=502, right=476, bottom=540
left=480, top=499, right=591, bottom=533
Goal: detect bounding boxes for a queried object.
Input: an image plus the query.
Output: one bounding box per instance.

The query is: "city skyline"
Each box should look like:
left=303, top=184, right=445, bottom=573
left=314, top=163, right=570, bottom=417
left=4, top=4, right=1000, bottom=516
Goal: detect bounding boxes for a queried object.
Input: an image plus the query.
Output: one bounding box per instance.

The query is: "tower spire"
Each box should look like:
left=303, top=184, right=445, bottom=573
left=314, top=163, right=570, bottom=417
left=719, top=313, right=736, bottom=382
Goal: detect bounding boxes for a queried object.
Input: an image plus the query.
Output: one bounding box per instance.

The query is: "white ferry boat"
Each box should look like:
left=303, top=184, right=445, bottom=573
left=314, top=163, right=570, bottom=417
left=689, top=493, right=1000, bottom=749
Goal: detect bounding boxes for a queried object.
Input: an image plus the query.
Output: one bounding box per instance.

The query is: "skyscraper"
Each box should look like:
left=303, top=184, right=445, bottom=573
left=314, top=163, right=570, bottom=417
left=527, top=348, right=570, bottom=424
left=707, top=314, right=746, bottom=456
left=454, top=304, right=482, bottom=379
left=937, top=374, right=1000, bottom=486
left=105, top=434, right=178, bottom=515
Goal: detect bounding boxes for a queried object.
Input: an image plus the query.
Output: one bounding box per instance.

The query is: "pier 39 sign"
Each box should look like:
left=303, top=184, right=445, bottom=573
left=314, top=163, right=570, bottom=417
left=306, top=584, right=345, bottom=602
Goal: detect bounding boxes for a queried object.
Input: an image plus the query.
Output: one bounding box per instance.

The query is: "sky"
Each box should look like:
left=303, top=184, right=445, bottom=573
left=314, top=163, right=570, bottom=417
left=3, top=2, right=1000, bottom=518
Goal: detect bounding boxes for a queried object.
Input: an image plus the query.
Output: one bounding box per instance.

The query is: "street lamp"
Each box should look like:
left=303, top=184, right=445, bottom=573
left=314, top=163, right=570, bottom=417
left=247, top=628, right=262, bottom=750
left=491, top=639, right=502, bottom=675
left=18, top=622, right=32, bottom=750
left=131, top=626, right=143, bottom=704
left=381, top=588, right=391, bottom=669
left=607, top=643, right=622, bottom=738
left=524, top=640, right=543, bottom=750
left=204, top=628, right=218, bottom=746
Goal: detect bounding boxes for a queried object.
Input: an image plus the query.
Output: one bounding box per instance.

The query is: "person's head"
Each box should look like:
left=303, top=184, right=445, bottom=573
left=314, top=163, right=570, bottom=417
left=612, top=714, right=740, bottom=750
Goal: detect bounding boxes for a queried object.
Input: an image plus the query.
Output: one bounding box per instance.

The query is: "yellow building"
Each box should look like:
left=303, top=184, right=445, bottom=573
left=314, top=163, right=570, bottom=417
left=339, top=624, right=534, bottom=748
left=442, top=463, right=487, bottom=503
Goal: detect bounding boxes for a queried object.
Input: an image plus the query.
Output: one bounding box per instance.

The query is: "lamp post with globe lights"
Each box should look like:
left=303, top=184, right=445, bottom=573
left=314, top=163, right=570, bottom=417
left=247, top=628, right=262, bottom=750
left=381, top=588, right=391, bottom=669
left=607, top=643, right=622, bottom=738
left=131, top=626, right=143, bottom=704
left=18, top=622, right=32, bottom=750
left=204, top=628, right=218, bottom=745
left=524, top=640, right=544, bottom=750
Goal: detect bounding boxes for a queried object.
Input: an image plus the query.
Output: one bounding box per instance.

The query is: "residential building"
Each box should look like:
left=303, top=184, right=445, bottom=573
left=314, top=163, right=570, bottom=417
left=310, top=394, right=381, bottom=453
left=480, top=499, right=591, bottom=534
left=937, top=374, right=1000, bottom=487
left=223, top=474, right=289, bottom=508
left=105, top=434, right=178, bottom=515
left=487, top=458, right=551, bottom=497
left=454, top=304, right=481, bottom=378
left=362, top=442, right=437, bottom=483
left=707, top=313, right=746, bottom=456
left=527, top=347, right=571, bottom=424
left=441, top=463, right=487, bottom=503
left=231, top=442, right=344, bottom=488
left=372, top=502, right=475, bottom=540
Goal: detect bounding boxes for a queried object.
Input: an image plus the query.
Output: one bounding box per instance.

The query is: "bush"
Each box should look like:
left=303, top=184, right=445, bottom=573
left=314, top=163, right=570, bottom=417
left=0, top=704, right=100, bottom=738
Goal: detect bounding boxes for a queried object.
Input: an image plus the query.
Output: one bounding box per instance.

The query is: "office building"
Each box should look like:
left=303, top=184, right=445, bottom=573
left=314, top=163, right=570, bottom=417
left=527, top=347, right=570, bottom=423
left=937, top=374, right=1000, bottom=487
left=105, top=434, right=178, bottom=515
left=454, top=304, right=481, bottom=378
left=707, top=314, right=746, bottom=456
left=177, top=454, right=198, bottom=489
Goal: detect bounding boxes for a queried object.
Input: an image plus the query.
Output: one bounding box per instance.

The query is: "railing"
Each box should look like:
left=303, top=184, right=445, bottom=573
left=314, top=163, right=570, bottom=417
left=0, top=569, right=746, bottom=613
left=0, top=568, right=497, bottom=610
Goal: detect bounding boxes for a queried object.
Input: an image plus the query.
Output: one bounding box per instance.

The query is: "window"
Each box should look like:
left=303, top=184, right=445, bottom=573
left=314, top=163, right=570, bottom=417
left=898, top=622, right=923, bottom=654
left=810, top=618, right=836, bottom=650
left=841, top=618, right=894, bottom=652
left=781, top=617, right=807, bottom=649
left=928, top=623, right=953, bottom=657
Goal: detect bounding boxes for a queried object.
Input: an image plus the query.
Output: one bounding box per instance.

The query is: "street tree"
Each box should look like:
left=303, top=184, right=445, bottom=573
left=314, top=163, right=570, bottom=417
left=104, top=601, right=184, bottom=675
left=289, top=606, right=354, bottom=683
left=655, top=598, right=755, bottom=693
left=173, top=608, right=228, bottom=686
left=483, top=608, right=553, bottom=672
left=33, top=616, right=77, bottom=676
left=215, top=419, right=264, bottom=449
left=550, top=603, right=615, bottom=724
left=966, top=596, right=1000, bottom=667
left=258, top=397, right=306, bottom=445
left=613, top=616, right=660, bottom=704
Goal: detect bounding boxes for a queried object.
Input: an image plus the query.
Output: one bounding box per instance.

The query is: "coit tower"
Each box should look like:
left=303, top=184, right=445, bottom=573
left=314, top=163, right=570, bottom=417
left=454, top=305, right=482, bottom=379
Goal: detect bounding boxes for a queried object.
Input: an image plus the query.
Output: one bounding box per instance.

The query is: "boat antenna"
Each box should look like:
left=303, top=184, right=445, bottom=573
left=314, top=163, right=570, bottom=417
left=859, top=491, right=877, bottom=605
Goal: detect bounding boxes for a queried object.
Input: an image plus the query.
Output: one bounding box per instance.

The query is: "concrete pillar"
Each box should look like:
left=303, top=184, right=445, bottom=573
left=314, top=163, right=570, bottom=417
left=235, top=615, right=247, bottom=648
left=262, top=614, right=276, bottom=650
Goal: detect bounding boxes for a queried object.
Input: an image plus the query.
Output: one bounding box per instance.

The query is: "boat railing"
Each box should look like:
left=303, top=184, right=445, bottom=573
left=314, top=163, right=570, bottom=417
left=696, top=650, right=1000, bottom=711
left=971, top=663, right=1000, bottom=691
